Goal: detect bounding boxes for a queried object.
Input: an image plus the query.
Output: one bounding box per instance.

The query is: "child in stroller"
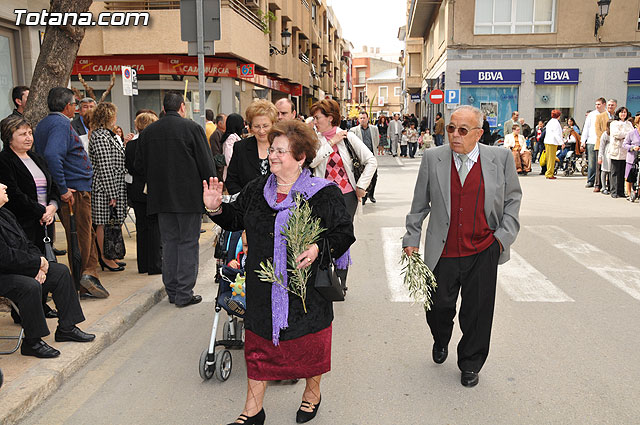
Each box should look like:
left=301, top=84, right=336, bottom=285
left=219, top=231, right=247, bottom=317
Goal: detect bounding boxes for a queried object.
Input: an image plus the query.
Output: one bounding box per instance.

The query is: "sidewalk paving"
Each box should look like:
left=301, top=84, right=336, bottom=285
left=0, top=218, right=218, bottom=425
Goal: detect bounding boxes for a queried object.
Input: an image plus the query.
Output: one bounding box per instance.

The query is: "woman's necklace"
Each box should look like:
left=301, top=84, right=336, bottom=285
left=276, top=168, right=301, bottom=187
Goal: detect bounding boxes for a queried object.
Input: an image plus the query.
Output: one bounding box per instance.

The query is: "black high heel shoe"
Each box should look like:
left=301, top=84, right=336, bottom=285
left=296, top=397, right=321, bottom=423
left=227, top=408, right=265, bottom=425
left=116, top=261, right=126, bottom=267
left=99, top=257, right=124, bottom=272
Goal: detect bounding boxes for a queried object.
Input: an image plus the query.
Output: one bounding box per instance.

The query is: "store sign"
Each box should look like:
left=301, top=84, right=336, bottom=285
left=460, top=69, right=522, bottom=85
left=410, top=93, right=421, bottom=102
left=535, top=69, right=579, bottom=85
left=629, top=68, right=640, bottom=84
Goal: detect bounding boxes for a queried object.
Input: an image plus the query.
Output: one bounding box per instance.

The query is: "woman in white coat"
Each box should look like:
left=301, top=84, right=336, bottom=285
left=544, top=110, right=563, bottom=179
left=309, top=99, right=377, bottom=219
left=609, top=107, right=634, bottom=198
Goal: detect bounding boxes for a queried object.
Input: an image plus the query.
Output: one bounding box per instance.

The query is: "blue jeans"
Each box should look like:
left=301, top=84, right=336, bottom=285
left=408, top=142, right=418, bottom=158
left=586, top=144, right=596, bottom=184
left=435, top=134, right=444, bottom=146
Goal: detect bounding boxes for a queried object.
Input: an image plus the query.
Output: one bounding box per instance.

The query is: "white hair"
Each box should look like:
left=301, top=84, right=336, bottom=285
left=452, top=105, right=483, bottom=128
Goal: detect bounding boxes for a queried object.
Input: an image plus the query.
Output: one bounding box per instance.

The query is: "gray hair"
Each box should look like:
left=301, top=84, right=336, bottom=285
left=452, top=105, right=483, bottom=128
left=608, top=98, right=618, bottom=104
left=79, top=97, right=96, bottom=105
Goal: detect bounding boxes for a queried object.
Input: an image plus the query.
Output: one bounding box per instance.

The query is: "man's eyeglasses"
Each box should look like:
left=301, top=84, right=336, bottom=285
left=445, top=124, right=481, bottom=136
left=268, top=147, right=291, bottom=156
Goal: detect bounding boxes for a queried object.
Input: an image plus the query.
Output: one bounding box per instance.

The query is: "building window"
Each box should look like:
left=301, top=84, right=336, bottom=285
left=474, top=0, right=556, bottom=34
left=395, top=87, right=402, bottom=97
left=311, top=4, right=317, bottom=22
left=638, top=9, right=640, bottom=30
left=358, top=69, right=366, bottom=85
left=379, top=86, right=388, bottom=100
left=358, top=89, right=366, bottom=104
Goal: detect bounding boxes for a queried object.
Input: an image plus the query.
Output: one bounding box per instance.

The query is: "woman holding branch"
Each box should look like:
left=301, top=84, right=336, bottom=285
left=203, top=120, right=355, bottom=425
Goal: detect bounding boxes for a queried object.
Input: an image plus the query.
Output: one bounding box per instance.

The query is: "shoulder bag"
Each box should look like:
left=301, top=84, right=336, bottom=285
left=313, top=238, right=346, bottom=302
left=104, top=206, right=126, bottom=260
left=343, top=136, right=364, bottom=183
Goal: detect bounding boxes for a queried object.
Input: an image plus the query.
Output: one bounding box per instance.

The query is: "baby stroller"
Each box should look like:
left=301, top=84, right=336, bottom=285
left=198, top=230, right=246, bottom=382
left=629, top=151, right=640, bottom=202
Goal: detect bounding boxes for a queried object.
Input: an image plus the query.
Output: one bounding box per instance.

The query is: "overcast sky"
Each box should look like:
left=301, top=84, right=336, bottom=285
left=328, top=0, right=406, bottom=55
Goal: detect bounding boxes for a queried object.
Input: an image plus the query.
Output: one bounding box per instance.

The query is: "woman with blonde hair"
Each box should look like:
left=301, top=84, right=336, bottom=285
left=125, top=111, right=162, bottom=274
left=225, top=99, right=278, bottom=195
left=88, top=102, right=127, bottom=271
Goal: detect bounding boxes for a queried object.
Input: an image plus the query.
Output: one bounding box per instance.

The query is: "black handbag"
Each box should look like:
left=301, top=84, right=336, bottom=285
left=343, top=136, right=364, bottom=183
left=313, top=239, right=346, bottom=302
left=42, top=225, right=57, bottom=263
left=103, top=206, right=126, bottom=260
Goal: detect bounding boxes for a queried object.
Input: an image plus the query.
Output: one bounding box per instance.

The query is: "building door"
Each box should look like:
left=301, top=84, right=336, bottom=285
left=0, top=27, right=18, bottom=120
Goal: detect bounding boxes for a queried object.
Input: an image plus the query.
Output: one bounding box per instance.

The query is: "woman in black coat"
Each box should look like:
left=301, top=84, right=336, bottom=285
left=0, top=115, right=61, bottom=319
left=204, top=120, right=355, bottom=425
left=225, top=99, right=278, bottom=195
left=125, top=111, right=162, bottom=275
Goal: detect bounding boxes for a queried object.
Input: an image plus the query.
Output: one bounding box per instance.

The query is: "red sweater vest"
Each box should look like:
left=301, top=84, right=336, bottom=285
left=441, top=156, right=495, bottom=258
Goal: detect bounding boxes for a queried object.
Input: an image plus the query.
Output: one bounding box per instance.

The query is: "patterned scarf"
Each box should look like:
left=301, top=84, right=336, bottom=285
left=263, top=168, right=350, bottom=345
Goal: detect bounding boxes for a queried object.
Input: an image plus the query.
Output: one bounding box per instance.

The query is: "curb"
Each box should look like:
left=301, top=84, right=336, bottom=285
left=0, top=280, right=166, bottom=425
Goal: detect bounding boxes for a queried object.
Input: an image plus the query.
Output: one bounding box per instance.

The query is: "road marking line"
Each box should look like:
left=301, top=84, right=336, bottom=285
left=498, top=250, right=574, bottom=302
left=395, top=156, right=403, bottom=166
left=530, top=225, right=640, bottom=302
left=381, top=227, right=412, bottom=302
left=600, top=225, right=640, bottom=246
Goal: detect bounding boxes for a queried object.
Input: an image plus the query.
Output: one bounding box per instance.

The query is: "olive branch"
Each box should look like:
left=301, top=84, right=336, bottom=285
left=400, top=251, right=438, bottom=311
left=256, top=193, right=325, bottom=313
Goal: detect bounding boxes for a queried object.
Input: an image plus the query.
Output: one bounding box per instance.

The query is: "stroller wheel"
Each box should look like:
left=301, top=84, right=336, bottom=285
left=581, top=165, right=588, bottom=176
left=199, top=349, right=214, bottom=380
left=215, top=350, right=233, bottom=382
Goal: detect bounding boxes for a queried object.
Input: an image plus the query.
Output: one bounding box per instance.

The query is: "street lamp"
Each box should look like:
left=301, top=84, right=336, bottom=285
left=594, top=0, right=612, bottom=38
left=320, top=61, right=328, bottom=76
left=270, top=28, right=292, bottom=56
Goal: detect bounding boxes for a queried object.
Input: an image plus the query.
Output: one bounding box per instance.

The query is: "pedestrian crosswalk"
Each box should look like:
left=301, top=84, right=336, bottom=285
left=382, top=224, right=640, bottom=304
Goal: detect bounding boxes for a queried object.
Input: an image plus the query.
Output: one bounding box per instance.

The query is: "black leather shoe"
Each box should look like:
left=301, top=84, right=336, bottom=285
left=227, top=408, right=265, bottom=425
left=296, top=397, right=321, bottom=423
left=461, top=371, right=479, bottom=387
left=44, top=304, right=58, bottom=319
left=79, top=275, right=110, bottom=298
left=362, top=197, right=367, bottom=206
left=21, top=339, right=60, bottom=358
left=176, top=295, right=202, bottom=308
left=369, top=196, right=376, bottom=203
left=432, top=344, right=448, bottom=364
left=55, top=326, right=96, bottom=343
left=52, top=247, right=67, bottom=256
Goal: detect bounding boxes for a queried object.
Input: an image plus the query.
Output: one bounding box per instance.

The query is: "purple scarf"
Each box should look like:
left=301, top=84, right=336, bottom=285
left=263, top=168, right=350, bottom=345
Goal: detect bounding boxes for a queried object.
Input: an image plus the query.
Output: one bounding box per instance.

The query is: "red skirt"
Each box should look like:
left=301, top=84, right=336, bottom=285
left=244, top=325, right=332, bottom=381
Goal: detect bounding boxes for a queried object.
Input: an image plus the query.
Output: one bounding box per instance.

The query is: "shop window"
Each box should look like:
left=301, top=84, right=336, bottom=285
left=534, top=85, right=575, bottom=123
left=461, top=86, right=519, bottom=130
left=627, top=86, right=640, bottom=116
left=474, top=0, right=556, bottom=34
left=0, top=29, right=17, bottom=123
left=133, top=90, right=162, bottom=117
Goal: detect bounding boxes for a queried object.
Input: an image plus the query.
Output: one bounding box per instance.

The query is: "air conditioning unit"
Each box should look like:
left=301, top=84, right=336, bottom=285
left=245, top=0, right=260, bottom=9
left=378, top=97, right=385, bottom=106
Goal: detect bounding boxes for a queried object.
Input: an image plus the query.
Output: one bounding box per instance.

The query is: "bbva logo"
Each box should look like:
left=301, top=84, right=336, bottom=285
left=544, top=71, right=570, bottom=81
left=478, top=71, right=504, bottom=81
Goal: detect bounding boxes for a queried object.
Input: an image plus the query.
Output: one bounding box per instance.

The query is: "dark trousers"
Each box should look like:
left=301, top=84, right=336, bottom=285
left=408, top=142, right=418, bottom=158
left=400, top=145, right=408, bottom=157
left=131, top=201, right=162, bottom=274
left=587, top=144, right=596, bottom=184
left=610, top=159, right=627, bottom=196
left=434, top=134, right=444, bottom=146
left=158, top=212, right=201, bottom=304
left=595, top=151, right=602, bottom=188
left=0, top=263, right=85, bottom=339
left=427, top=240, right=500, bottom=373
left=367, top=171, right=378, bottom=200
left=343, top=191, right=358, bottom=221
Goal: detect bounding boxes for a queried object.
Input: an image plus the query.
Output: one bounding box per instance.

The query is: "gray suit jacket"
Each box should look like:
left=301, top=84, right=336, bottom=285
left=350, top=124, right=379, bottom=152
left=403, top=143, right=522, bottom=270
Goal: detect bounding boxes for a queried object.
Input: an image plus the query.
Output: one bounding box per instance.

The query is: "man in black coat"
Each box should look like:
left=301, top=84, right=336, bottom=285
left=70, top=97, right=96, bottom=137
left=0, top=183, right=94, bottom=358
left=134, top=91, right=216, bottom=307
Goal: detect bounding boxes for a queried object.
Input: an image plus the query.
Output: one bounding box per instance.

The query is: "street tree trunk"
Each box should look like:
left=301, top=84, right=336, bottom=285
left=24, top=0, right=93, bottom=126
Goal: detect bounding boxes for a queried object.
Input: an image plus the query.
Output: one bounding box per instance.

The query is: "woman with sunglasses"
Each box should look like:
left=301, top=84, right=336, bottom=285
left=225, top=100, right=278, bottom=195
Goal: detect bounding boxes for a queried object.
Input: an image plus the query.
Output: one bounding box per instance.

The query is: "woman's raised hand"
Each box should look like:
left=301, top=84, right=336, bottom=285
left=203, top=177, right=224, bottom=210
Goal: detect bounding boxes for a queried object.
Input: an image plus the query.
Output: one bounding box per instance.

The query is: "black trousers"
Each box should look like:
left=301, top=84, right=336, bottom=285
left=610, top=159, right=626, bottom=197
left=595, top=153, right=602, bottom=189
left=131, top=201, right=162, bottom=274
left=0, top=263, right=85, bottom=339
left=367, top=171, right=378, bottom=200
left=427, top=240, right=500, bottom=373
left=408, top=142, right=418, bottom=158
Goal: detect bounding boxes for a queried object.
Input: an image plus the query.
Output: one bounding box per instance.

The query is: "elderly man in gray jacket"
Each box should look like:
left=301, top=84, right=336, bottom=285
left=403, top=105, right=522, bottom=388
left=350, top=110, right=379, bottom=204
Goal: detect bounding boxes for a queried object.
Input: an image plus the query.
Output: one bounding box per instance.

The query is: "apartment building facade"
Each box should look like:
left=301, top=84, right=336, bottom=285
left=406, top=0, right=640, bottom=132
left=350, top=47, right=402, bottom=117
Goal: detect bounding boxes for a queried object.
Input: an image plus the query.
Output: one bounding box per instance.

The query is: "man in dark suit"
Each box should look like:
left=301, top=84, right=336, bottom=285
left=403, top=105, right=522, bottom=387
left=70, top=97, right=96, bottom=137
left=134, top=91, right=216, bottom=307
left=0, top=183, right=95, bottom=358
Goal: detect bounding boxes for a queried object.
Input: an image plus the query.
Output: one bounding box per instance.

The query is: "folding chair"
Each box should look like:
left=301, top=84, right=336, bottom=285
left=123, top=206, right=137, bottom=238
left=0, top=297, right=25, bottom=355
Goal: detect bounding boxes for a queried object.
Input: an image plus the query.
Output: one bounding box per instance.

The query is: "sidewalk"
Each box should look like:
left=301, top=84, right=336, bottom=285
left=0, top=217, right=218, bottom=425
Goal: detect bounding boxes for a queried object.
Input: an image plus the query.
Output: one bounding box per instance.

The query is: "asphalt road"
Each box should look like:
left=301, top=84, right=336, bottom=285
left=19, top=153, right=640, bottom=425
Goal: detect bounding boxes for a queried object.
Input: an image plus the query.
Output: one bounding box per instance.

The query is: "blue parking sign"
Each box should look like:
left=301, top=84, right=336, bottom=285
left=445, top=89, right=459, bottom=104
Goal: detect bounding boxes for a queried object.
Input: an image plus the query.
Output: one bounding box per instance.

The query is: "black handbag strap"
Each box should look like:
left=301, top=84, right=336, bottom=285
left=342, top=136, right=361, bottom=166
left=43, top=225, right=51, bottom=244
left=317, top=238, right=334, bottom=268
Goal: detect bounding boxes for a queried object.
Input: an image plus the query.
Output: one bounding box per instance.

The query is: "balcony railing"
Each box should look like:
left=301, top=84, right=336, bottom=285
left=104, top=1, right=179, bottom=10
left=221, top=0, right=266, bottom=32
